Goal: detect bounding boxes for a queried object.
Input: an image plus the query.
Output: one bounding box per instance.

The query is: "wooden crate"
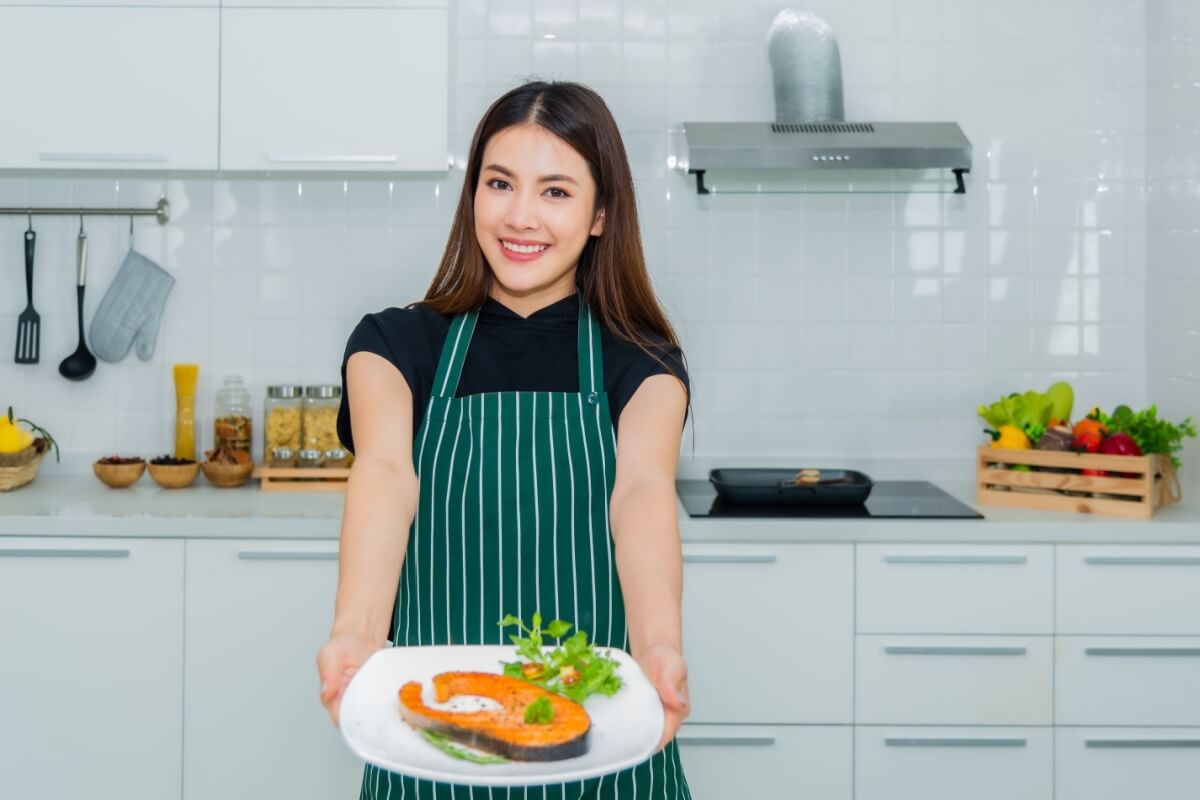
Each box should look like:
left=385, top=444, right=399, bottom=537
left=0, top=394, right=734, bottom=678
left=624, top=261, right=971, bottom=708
left=976, top=446, right=1182, bottom=519
left=252, top=465, right=349, bottom=493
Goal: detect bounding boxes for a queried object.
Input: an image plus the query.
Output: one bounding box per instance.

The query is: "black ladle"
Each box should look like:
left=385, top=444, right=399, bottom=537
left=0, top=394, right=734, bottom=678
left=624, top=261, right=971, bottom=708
left=59, top=220, right=96, bottom=381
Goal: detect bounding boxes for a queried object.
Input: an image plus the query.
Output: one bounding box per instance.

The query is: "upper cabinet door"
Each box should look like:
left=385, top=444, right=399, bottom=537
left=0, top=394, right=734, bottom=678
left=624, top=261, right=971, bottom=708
left=220, top=6, right=448, bottom=173
left=0, top=6, right=218, bottom=170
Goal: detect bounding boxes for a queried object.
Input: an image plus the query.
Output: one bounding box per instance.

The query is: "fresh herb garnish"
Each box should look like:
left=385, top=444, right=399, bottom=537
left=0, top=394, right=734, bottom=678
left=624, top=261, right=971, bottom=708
left=523, top=695, right=554, bottom=725
left=418, top=729, right=509, bottom=765
left=497, top=612, right=623, bottom=704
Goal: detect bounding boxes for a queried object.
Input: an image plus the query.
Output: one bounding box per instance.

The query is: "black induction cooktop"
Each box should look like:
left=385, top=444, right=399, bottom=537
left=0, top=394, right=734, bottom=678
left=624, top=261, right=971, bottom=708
left=676, top=479, right=983, bottom=519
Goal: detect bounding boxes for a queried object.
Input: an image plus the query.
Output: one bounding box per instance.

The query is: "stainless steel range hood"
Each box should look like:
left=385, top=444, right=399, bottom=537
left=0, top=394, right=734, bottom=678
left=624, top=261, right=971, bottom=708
left=681, top=120, right=973, bottom=194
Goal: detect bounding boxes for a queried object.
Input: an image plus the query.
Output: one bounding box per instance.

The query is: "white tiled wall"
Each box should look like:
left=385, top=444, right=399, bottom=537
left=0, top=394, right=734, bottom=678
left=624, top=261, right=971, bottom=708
left=0, top=0, right=1177, bottom=467
left=1147, top=0, right=1200, bottom=490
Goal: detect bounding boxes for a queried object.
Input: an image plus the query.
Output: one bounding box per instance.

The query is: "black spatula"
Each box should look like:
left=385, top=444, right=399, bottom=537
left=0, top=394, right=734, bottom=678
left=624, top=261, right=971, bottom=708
left=15, top=227, right=39, bottom=364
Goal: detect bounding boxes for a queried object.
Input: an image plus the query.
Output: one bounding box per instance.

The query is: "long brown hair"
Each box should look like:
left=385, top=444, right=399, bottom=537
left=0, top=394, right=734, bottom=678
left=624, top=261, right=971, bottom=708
left=422, top=80, right=683, bottom=377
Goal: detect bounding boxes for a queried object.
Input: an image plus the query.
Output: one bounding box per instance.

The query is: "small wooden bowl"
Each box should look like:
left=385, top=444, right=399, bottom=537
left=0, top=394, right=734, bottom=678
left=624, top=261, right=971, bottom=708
left=148, top=461, right=200, bottom=489
left=201, top=460, right=254, bottom=488
left=93, top=459, right=146, bottom=488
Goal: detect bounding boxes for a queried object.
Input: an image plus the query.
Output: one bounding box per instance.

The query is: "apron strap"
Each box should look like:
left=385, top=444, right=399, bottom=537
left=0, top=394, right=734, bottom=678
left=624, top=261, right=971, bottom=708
left=430, top=309, right=478, bottom=399
left=577, top=292, right=605, bottom=398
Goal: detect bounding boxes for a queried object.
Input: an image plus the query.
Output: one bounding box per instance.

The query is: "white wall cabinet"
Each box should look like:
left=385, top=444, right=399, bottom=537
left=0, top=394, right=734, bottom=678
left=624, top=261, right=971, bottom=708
left=183, top=539, right=362, bottom=800
left=0, top=2, right=447, bottom=174
left=0, top=5, right=219, bottom=170
left=0, top=538, right=185, bottom=800
left=219, top=6, right=448, bottom=172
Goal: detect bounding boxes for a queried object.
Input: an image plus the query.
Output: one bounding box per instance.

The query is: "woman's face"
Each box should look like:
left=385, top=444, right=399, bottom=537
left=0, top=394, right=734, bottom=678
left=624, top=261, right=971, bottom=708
left=474, top=122, right=604, bottom=305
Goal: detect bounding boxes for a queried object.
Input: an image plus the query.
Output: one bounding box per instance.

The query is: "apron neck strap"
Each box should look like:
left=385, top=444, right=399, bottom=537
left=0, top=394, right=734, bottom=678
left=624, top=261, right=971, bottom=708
left=430, top=289, right=604, bottom=399
left=577, top=292, right=604, bottom=396
left=430, top=309, right=478, bottom=399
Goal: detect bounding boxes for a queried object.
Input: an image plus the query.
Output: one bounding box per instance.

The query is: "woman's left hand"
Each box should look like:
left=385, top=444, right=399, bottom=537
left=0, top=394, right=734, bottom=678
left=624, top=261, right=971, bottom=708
left=637, top=643, right=690, bottom=750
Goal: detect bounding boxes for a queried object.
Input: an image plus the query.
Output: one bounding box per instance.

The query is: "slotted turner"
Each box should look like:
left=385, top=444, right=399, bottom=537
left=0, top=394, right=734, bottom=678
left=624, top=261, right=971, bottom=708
left=15, top=228, right=39, bottom=364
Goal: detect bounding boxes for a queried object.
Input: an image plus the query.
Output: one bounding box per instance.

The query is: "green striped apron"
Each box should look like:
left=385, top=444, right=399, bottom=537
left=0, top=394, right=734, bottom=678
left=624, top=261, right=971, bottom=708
left=359, top=294, right=692, bottom=800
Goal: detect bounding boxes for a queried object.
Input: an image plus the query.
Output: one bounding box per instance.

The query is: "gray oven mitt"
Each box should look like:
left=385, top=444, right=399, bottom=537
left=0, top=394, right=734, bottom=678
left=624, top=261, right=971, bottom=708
left=89, top=249, right=175, bottom=363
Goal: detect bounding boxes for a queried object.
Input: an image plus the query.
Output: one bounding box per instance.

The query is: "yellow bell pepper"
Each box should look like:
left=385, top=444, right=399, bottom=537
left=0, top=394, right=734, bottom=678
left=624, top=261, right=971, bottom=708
left=995, top=424, right=1031, bottom=450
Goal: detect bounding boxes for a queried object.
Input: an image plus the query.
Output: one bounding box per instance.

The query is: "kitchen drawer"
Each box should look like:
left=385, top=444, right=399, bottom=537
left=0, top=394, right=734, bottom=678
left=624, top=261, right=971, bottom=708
left=682, top=543, right=852, bottom=723
left=857, top=544, right=1052, bottom=634
left=677, top=724, right=851, bottom=800
left=1058, top=546, right=1200, bottom=634
left=1056, top=636, right=1200, bottom=725
left=1056, top=728, right=1200, bottom=800
left=856, top=635, right=1052, bottom=725
left=856, top=726, right=1052, bottom=800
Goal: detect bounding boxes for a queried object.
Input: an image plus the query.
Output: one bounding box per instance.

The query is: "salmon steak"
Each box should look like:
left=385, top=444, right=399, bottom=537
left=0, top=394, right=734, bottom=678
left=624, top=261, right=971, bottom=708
left=398, top=671, right=591, bottom=762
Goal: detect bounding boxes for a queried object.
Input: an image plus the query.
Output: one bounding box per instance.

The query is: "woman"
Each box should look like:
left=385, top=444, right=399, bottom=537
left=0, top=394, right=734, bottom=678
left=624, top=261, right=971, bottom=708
left=318, top=80, right=693, bottom=799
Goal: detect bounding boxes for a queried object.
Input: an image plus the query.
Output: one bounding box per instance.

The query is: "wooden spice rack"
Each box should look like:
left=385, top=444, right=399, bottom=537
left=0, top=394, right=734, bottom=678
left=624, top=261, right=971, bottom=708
left=253, top=465, right=350, bottom=492
left=976, top=446, right=1182, bottom=519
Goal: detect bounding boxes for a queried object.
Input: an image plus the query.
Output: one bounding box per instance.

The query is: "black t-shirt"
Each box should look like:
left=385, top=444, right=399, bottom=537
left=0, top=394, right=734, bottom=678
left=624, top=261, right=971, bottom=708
left=336, top=292, right=689, bottom=455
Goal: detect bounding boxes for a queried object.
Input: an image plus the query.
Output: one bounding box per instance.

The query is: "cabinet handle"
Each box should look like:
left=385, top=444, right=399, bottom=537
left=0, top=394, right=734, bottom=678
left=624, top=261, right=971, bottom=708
left=38, top=152, right=168, bottom=163
left=1084, top=556, right=1200, bottom=566
left=884, top=555, right=1026, bottom=564
left=884, top=645, right=1027, bottom=656
left=1085, top=647, right=1200, bottom=657
left=676, top=735, right=776, bottom=747
left=683, top=554, right=776, bottom=565
left=266, top=154, right=398, bottom=164
left=0, top=547, right=130, bottom=558
left=237, top=550, right=338, bottom=561
left=886, top=737, right=1026, bottom=748
left=1086, top=739, right=1200, bottom=748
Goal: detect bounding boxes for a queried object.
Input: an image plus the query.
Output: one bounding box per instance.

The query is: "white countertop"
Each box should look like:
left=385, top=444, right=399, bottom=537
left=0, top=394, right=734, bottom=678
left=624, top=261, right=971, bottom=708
left=3, top=456, right=1199, bottom=543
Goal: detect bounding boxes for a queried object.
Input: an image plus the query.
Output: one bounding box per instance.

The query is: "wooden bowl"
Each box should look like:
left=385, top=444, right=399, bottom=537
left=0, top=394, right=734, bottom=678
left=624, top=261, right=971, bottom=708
left=148, top=461, right=200, bottom=489
left=93, top=459, right=146, bottom=488
left=201, top=459, right=254, bottom=488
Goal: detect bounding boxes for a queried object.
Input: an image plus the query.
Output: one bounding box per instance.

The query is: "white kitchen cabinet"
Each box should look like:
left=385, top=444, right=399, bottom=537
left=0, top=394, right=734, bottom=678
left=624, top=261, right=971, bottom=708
left=0, top=6, right=219, bottom=170
left=1056, top=728, right=1200, bottom=800
left=677, top=724, right=852, bottom=800
left=1056, top=635, right=1200, bottom=725
left=856, top=634, right=1053, bottom=725
left=219, top=6, right=448, bottom=172
left=0, top=538, right=184, bottom=800
left=1057, top=546, right=1200, bottom=634
left=857, top=544, right=1053, bottom=634
left=856, top=726, right=1053, bottom=800
left=183, top=539, right=362, bottom=800
left=682, top=543, right=853, bottom=724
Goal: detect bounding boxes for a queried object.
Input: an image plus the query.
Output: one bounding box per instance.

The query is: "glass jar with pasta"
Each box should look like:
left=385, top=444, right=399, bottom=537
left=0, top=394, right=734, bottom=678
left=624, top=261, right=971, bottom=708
left=264, top=385, right=303, bottom=463
left=302, top=385, right=343, bottom=454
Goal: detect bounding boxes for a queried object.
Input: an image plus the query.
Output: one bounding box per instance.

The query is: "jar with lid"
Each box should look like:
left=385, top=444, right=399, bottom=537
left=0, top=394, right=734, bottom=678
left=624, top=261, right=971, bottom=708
left=264, top=385, right=303, bottom=463
left=302, top=385, right=342, bottom=454
left=214, top=375, right=252, bottom=457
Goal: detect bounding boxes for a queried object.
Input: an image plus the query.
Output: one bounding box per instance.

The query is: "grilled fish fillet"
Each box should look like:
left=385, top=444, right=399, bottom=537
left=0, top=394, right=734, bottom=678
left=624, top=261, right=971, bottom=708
left=399, top=671, right=590, bottom=761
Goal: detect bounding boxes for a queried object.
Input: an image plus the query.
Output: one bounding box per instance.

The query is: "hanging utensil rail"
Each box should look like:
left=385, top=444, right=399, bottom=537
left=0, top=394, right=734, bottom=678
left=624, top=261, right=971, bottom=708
left=0, top=197, right=170, bottom=224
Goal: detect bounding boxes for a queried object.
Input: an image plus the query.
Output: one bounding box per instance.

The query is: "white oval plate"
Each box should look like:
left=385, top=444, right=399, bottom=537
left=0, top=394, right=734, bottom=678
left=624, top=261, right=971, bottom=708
left=339, top=645, right=664, bottom=787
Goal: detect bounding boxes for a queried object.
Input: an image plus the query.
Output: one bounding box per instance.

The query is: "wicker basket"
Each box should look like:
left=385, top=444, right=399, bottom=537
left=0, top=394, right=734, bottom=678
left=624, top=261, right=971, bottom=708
left=0, top=439, right=48, bottom=491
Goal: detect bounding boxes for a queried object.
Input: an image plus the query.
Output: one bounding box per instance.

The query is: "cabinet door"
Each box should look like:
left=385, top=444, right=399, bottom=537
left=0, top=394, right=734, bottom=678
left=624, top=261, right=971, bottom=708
left=856, top=635, right=1053, bottom=725
left=682, top=543, right=853, bottom=723
left=1057, top=546, right=1200, bottom=634
left=1056, top=728, right=1200, bottom=800
left=857, top=544, right=1053, bottom=634
left=0, top=538, right=184, bottom=800
left=184, top=540, right=362, bottom=800
left=856, top=727, right=1052, bottom=800
left=678, top=724, right=852, bottom=800
left=0, top=6, right=218, bottom=170
left=220, top=7, right=448, bottom=172
left=1056, top=636, right=1200, bottom=725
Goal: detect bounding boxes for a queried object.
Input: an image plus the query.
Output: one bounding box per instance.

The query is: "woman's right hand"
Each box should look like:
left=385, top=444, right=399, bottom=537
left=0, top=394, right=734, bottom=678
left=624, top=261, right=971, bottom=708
left=317, top=631, right=384, bottom=728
